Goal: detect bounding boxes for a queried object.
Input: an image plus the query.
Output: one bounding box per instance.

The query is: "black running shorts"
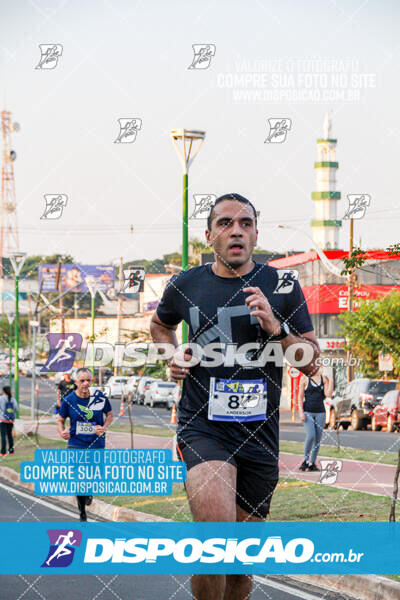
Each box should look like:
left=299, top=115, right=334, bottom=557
left=176, top=432, right=279, bottom=519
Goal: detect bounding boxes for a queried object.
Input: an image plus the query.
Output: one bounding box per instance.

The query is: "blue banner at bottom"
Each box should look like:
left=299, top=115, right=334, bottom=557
left=1, top=522, right=399, bottom=574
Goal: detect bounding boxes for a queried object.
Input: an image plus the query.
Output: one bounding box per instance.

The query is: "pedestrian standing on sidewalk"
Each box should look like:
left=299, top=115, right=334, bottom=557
left=0, top=386, right=18, bottom=456
left=298, top=367, right=333, bottom=471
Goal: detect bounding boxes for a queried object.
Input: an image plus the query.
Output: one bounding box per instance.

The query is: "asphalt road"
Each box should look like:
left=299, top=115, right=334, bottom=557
left=18, top=376, right=400, bottom=454
left=0, top=482, right=353, bottom=600
left=281, top=424, right=400, bottom=454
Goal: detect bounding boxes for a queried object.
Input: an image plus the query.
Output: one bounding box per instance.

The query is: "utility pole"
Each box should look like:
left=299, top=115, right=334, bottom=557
left=56, top=262, right=65, bottom=335
left=347, top=217, right=355, bottom=383
left=114, top=257, right=123, bottom=376
left=85, top=277, right=98, bottom=380
left=10, top=252, right=26, bottom=414
left=73, top=295, right=79, bottom=319
left=27, top=291, right=32, bottom=346
left=5, top=312, right=14, bottom=389
left=0, top=111, right=20, bottom=277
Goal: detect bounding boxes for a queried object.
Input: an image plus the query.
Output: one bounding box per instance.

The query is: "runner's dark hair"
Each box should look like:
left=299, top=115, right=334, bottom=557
left=207, top=193, right=258, bottom=230
left=2, top=386, right=11, bottom=400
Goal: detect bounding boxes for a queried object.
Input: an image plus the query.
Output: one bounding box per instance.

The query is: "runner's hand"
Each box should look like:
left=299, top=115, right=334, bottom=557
left=60, top=428, right=70, bottom=440
left=299, top=411, right=306, bottom=422
left=95, top=425, right=106, bottom=436
left=243, top=286, right=281, bottom=335
left=169, top=349, right=192, bottom=381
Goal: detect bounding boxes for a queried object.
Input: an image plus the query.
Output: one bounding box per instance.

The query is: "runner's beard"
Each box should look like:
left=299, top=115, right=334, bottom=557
left=225, top=257, right=246, bottom=269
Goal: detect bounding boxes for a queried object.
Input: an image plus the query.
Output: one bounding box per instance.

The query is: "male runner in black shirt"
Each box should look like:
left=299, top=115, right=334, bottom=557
left=56, top=372, right=77, bottom=414
left=150, top=193, right=319, bottom=600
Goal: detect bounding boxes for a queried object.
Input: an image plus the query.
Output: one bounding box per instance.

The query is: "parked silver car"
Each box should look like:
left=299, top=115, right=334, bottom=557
left=143, top=381, right=179, bottom=408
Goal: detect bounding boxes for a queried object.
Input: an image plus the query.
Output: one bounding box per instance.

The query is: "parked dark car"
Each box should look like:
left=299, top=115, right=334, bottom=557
left=328, top=378, right=398, bottom=430
left=372, top=390, right=400, bottom=432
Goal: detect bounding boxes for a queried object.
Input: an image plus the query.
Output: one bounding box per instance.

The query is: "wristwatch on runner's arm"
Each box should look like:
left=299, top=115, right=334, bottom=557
left=270, top=321, right=290, bottom=341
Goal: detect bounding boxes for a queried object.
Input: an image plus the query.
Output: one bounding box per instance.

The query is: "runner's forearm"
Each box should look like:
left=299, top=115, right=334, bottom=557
left=103, top=411, right=113, bottom=431
left=150, top=320, right=179, bottom=349
left=280, top=334, right=320, bottom=377
left=57, top=417, right=65, bottom=436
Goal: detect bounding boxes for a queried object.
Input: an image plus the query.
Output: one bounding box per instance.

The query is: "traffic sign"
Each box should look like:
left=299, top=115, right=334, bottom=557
left=378, top=352, right=393, bottom=372
left=289, top=366, right=300, bottom=378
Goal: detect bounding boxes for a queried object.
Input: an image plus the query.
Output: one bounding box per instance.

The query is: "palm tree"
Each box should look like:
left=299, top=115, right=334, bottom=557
left=189, top=237, right=209, bottom=266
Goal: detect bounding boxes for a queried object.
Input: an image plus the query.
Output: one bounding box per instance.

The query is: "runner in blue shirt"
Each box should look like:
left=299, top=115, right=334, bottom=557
left=58, top=367, right=113, bottom=520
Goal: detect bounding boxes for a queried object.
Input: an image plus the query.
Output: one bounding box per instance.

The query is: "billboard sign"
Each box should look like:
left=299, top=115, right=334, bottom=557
left=39, top=265, right=115, bottom=293
left=303, top=284, right=400, bottom=315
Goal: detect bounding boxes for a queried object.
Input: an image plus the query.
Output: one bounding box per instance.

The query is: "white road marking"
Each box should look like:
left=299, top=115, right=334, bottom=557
left=0, top=481, right=90, bottom=520
left=254, top=576, right=326, bottom=600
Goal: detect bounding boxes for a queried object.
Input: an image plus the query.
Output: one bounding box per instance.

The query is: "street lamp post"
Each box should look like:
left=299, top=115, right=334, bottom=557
left=5, top=312, right=14, bottom=389
left=9, top=252, right=26, bottom=415
left=170, top=129, right=205, bottom=343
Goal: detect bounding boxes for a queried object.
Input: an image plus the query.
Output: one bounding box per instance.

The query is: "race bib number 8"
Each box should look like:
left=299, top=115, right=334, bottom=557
left=76, top=421, right=96, bottom=435
left=208, top=378, right=267, bottom=422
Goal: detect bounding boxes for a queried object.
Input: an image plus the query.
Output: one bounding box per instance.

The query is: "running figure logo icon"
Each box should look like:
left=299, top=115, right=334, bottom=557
left=188, top=44, right=216, bottom=70
left=190, top=194, right=216, bottom=219
left=343, top=194, right=371, bottom=220
left=319, top=460, right=342, bottom=485
left=121, top=267, right=145, bottom=293
left=114, top=118, right=142, bottom=143
left=41, top=333, right=83, bottom=373
left=41, top=529, right=82, bottom=568
left=273, top=270, right=298, bottom=294
left=264, top=118, right=292, bottom=143
left=40, top=194, right=68, bottom=220
left=35, top=44, right=63, bottom=70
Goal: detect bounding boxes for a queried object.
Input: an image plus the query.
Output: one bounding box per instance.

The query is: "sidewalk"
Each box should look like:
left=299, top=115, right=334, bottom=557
left=279, top=452, right=395, bottom=497
left=31, top=422, right=174, bottom=450
left=27, top=422, right=396, bottom=498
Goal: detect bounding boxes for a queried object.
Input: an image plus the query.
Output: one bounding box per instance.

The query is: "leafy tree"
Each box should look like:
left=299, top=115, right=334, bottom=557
left=338, top=291, right=400, bottom=378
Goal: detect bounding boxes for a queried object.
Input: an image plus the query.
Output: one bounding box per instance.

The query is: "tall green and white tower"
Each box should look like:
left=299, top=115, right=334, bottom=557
left=311, top=114, right=342, bottom=249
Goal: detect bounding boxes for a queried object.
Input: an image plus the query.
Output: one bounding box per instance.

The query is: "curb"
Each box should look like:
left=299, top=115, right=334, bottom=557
left=0, top=466, right=171, bottom=522
left=288, top=574, right=400, bottom=600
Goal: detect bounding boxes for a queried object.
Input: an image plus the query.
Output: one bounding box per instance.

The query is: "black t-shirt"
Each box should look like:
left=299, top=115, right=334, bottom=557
left=58, top=379, right=77, bottom=402
left=156, top=262, right=313, bottom=464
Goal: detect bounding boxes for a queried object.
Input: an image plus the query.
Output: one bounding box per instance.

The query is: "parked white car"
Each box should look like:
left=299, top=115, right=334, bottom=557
left=89, top=385, right=111, bottom=398
left=123, top=376, right=141, bottom=402
left=107, top=376, right=129, bottom=399
left=144, top=381, right=179, bottom=408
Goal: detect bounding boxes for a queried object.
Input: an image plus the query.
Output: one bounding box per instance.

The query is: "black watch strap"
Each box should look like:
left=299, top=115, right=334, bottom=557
left=271, top=322, right=290, bottom=341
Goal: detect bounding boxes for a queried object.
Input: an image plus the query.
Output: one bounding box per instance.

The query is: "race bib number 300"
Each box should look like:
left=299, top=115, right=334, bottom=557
left=208, top=378, right=267, bottom=422
left=76, top=421, right=96, bottom=435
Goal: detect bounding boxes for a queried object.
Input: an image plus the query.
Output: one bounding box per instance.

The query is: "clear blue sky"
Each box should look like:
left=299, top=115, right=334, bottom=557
left=2, top=0, right=399, bottom=263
